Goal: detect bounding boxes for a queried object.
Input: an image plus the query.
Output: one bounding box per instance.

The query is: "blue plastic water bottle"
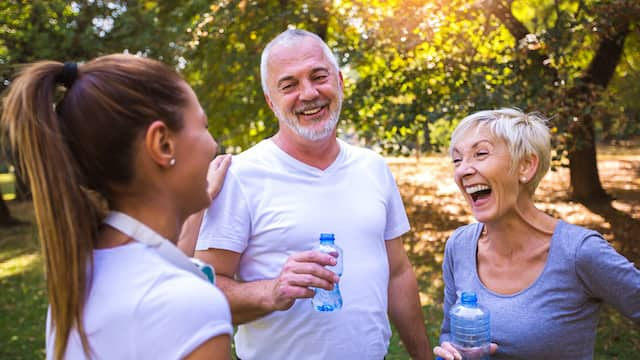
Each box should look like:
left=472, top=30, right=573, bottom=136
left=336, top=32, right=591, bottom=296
left=450, top=291, right=491, bottom=359
left=311, top=233, right=343, bottom=312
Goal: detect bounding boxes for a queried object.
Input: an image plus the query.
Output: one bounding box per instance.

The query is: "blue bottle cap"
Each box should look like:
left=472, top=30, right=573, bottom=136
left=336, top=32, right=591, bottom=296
left=319, top=233, right=335, bottom=241
left=461, top=291, right=478, bottom=305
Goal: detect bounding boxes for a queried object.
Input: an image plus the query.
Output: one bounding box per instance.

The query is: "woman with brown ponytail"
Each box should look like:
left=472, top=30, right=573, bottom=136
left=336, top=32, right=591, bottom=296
left=1, top=54, right=233, bottom=359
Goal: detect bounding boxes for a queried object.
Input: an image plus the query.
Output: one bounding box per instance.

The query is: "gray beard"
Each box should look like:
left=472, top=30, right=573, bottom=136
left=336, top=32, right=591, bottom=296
left=274, top=96, right=343, bottom=141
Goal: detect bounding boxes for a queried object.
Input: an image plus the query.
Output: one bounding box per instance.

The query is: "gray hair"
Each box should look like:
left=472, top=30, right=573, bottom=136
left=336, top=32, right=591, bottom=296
left=449, top=108, right=551, bottom=194
left=260, top=29, right=339, bottom=97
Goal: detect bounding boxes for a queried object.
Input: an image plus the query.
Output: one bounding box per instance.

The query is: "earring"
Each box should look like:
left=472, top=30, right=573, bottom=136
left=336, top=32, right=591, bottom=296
left=169, top=158, right=176, bottom=166
left=520, top=176, right=527, bottom=183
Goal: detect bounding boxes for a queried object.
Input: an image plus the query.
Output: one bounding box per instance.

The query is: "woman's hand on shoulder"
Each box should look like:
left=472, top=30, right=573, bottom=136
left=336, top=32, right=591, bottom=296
left=207, top=154, right=231, bottom=200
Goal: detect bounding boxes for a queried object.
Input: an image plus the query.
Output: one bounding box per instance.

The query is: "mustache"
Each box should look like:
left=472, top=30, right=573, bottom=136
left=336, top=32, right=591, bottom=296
left=294, top=100, right=330, bottom=114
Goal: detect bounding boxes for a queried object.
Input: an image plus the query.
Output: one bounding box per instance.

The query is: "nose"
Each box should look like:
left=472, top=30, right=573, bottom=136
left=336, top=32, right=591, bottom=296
left=455, top=158, right=477, bottom=179
left=209, top=134, right=218, bottom=159
left=299, top=79, right=319, bottom=101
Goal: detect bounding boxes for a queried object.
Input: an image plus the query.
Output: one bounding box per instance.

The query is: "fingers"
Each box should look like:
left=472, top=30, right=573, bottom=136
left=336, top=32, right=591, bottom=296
left=290, top=250, right=337, bottom=267
left=207, top=154, right=232, bottom=199
left=489, top=343, right=498, bottom=354
left=433, top=342, right=461, bottom=360
left=282, top=252, right=339, bottom=286
left=280, top=272, right=334, bottom=293
left=269, top=251, right=340, bottom=311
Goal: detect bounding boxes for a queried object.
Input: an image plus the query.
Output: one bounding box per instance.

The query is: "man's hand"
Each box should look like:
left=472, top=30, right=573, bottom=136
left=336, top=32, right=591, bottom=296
left=207, top=154, right=231, bottom=200
left=268, top=250, right=339, bottom=311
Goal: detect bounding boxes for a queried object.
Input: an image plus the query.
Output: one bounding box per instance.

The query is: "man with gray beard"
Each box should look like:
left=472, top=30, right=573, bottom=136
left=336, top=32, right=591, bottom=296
left=187, top=29, right=432, bottom=360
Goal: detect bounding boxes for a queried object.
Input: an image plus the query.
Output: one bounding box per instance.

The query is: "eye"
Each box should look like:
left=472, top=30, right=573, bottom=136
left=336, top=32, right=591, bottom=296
left=476, top=150, right=489, bottom=157
left=314, top=75, right=328, bottom=81
left=452, top=158, right=461, bottom=166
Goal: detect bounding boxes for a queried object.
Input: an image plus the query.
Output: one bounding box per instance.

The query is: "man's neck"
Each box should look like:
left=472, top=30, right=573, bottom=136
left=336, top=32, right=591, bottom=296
left=271, top=131, right=340, bottom=170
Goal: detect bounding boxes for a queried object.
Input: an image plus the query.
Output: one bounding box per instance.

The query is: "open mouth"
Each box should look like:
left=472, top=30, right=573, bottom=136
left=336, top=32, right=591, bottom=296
left=300, top=106, right=324, bottom=116
left=466, top=184, right=492, bottom=202
left=295, top=101, right=329, bottom=117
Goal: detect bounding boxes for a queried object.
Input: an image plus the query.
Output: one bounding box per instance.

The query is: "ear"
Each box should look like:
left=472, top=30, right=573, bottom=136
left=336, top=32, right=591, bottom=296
left=264, top=93, right=275, bottom=112
left=519, top=153, right=539, bottom=184
left=338, top=71, right=344, bottom=90
left=145, top=120, right=176, bottom=168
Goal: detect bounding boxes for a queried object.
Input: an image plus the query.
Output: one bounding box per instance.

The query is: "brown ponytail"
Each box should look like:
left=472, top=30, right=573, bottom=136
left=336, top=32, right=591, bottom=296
left=1, top=54, right=189, bottom=359
left=2, top=61, right=96, bottom=359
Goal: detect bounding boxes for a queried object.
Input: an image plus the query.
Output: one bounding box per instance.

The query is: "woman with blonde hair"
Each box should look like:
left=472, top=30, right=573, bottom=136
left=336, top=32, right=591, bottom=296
left=433, top=108, right=639, bottom=359
left=2, top=54, right=232, bottom=359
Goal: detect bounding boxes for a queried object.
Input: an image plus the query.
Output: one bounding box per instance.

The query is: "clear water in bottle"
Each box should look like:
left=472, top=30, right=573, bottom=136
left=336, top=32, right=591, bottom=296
left=450, top=291, right=490, bottom=360
left=311, top=233, right=343, bottom=312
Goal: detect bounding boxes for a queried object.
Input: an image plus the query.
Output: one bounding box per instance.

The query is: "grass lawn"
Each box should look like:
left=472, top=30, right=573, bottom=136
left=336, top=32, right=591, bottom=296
left=0, top=202, right=46, bottom=359
left=1, top=148, right=639, bottom=359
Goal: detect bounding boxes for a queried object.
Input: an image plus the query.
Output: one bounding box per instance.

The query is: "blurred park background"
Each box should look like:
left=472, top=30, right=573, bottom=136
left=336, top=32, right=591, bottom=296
left=1, top=0, right=639, bottom=358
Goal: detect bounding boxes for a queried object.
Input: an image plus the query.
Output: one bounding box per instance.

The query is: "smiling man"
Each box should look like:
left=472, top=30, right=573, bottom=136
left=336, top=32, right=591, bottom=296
left=192, top=29, right=432, bottom=360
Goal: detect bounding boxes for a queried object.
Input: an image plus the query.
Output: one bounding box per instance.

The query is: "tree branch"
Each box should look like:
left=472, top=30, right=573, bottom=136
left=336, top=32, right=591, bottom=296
left=583, top=22, right=630, bottom=88
left=485, top=0, right=558, bottom=81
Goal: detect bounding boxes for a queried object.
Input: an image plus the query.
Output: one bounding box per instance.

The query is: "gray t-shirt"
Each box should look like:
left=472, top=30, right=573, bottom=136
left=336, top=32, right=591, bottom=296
left=440, top=220, right=640, bottom=359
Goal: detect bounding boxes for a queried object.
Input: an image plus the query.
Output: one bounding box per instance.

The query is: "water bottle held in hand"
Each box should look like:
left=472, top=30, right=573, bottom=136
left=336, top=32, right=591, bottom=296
left=450, top=291, right=491, bottom=359
left=311, top=233, right=343, bottom=312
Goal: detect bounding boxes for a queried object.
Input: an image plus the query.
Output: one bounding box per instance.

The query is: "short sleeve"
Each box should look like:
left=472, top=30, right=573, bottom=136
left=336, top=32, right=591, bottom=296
left=576, top=234, right=640, bottom=324
left=197, top=168, right=251, bottom=253
left=382, top=162, right=410, bottom=240
left=440, top=229, right=461, bottom=344
left=134, top=275, right=233, bottom=359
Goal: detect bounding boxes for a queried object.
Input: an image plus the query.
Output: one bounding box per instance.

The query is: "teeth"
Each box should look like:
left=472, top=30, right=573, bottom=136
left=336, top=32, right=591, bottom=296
left=302, top=107, right=322, bottom=115
left=466, top=184, right=490, bottom=195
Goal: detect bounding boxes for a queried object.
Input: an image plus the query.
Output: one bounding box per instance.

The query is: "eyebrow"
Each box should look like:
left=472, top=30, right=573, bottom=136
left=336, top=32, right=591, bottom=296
left=452, top=139, right=492, bottom=153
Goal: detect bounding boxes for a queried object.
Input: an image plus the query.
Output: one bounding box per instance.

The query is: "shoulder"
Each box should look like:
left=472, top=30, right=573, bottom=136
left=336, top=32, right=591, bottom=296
left=227, top=140, right=275, bottom=176
left=146, top=271, right=229, bottom=311
left=555, top=220, right=600, bottom=241
left=134, top=271, right=232, bottom=358
left=552, top=221, right=603, bottom=257
left=446, top=223, right=482, bottom=249
left=340, top=139, right=385, bottom=164
left=136, top=271, right=231, bottom=332
left=339, top=140, right=392, bottom=179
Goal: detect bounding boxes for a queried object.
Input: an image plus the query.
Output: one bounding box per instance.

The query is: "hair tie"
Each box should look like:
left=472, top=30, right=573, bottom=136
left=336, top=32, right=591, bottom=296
left=56, top=62, right=78, bottom=88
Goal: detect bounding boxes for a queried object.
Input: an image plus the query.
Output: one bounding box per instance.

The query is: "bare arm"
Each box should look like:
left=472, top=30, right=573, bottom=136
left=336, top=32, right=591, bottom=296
left=177, top=154, right=231, bottom=256
left=184, top=334, right=231, bottom=360
left=386, top=237, right=433, bottom=360
left=196, top=248, right=339, bottom=325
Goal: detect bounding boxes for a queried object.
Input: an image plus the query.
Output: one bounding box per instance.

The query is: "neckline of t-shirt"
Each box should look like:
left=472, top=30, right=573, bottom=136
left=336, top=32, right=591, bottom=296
left=264, top=138, right=346, bottom=176
left=92, top=241, right=146, bottom=264
left=472, top=220, right=564, bottom=298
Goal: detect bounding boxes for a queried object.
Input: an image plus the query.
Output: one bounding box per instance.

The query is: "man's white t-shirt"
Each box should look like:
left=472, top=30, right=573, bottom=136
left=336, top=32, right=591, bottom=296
left=197, top=139, right=410, bottom=359
left=46, top=242, right=232, bottom=359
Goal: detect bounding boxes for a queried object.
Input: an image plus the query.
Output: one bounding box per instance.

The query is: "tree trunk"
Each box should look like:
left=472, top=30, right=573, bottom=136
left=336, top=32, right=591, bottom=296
left=567, top=114, right=609, bottom=203
left=567, top=24, right=629, bottom=203
left=488, top=1, right=630, bottom=204
left=422, top=120, right=432, bottom=153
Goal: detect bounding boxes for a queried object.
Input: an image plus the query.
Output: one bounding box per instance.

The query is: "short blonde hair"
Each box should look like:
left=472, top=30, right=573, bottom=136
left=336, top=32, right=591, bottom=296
left=449, top=108, right=551, bottom=194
